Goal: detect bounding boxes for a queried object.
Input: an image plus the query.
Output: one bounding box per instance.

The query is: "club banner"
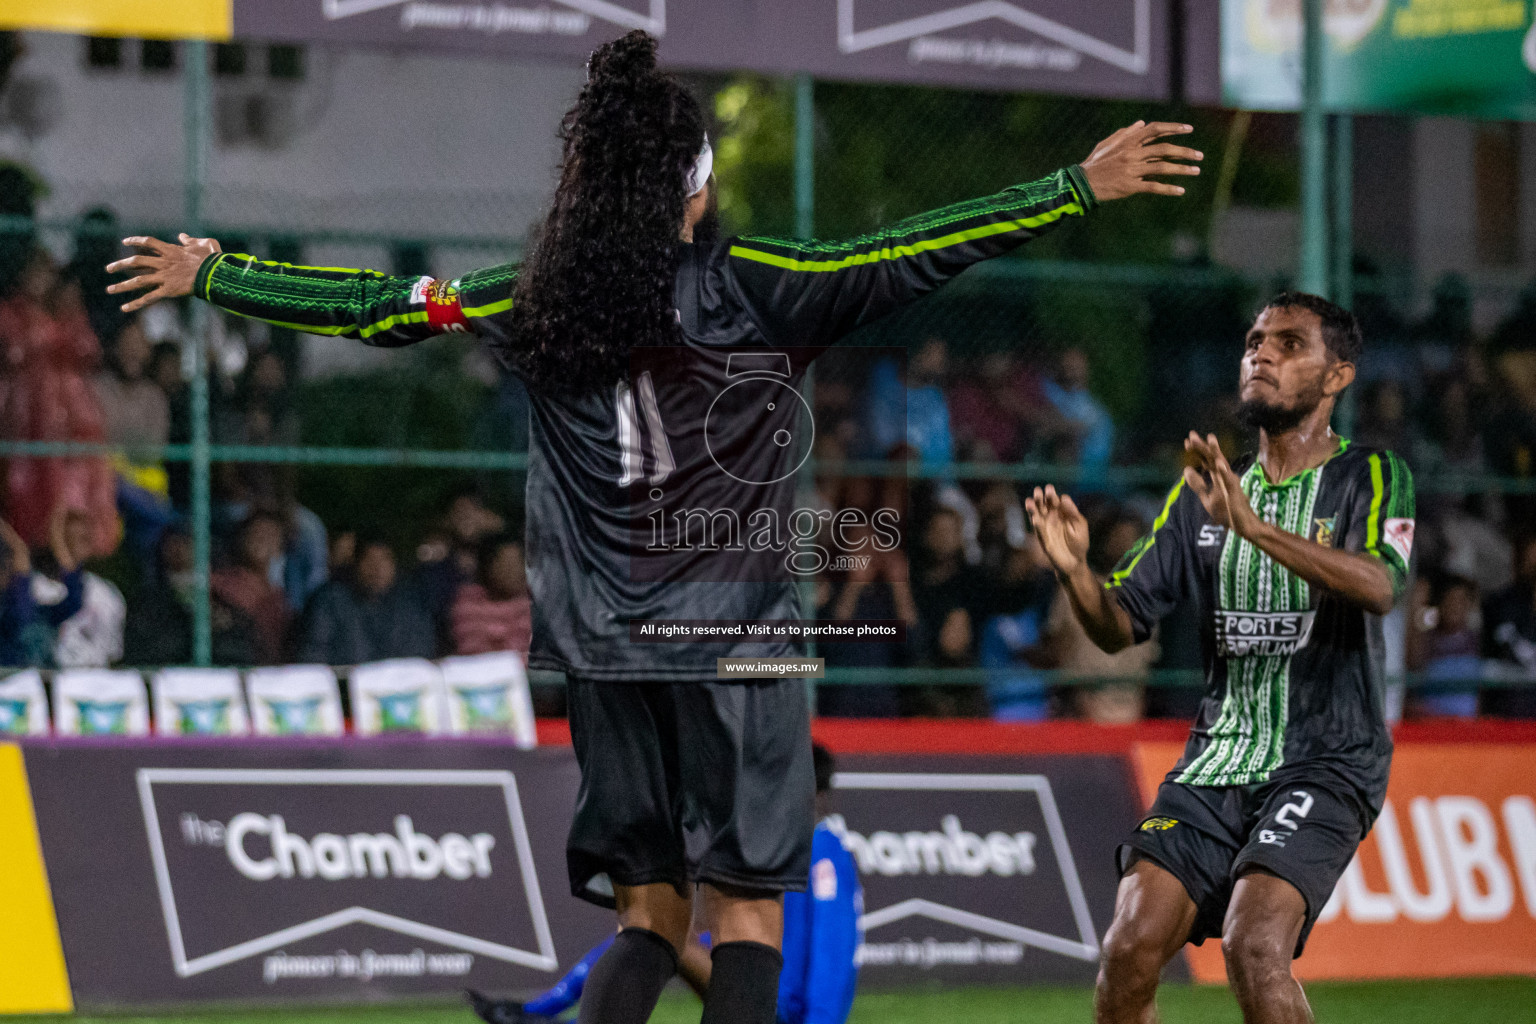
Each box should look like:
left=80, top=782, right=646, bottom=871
left=21, top=740, right=614, bottom=1007
left=1133, top=740, right=1536, bottom=982
left=232, top=0, right=1171, bottom=100
left=832, top=753, right=1149, bottom=987
left=1222, top=0, right=1536, bottom=118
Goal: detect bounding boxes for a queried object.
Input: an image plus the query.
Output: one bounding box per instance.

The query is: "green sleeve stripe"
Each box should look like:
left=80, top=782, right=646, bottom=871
left=1366, top=453, right=1385, bottom=551
left=193, top=252, right=227, bottom=300
left=461, top=297, right=515, bottom=318
left=228, top=256, right=387, bottom=278
left=1106, top=479, right=1184, bottom=589
left=729, top=202, right=1082, bottom=273
left=1065, top=164, right=1098, bottom=211
left=358, top=310, right=431, bottom=339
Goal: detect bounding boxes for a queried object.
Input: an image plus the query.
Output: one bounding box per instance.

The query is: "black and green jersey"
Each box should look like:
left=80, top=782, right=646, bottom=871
left=194, top=167, right=1096, bottom=681
left=1108, top=441, right=1414, bottom=807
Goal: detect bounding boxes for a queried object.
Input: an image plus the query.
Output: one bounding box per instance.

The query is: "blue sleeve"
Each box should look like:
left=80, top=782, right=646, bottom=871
left=39, top=570, right=84, bottom=627
left=781, top=829, right=862, bottom=1024
left=777, top=887, right=812, bottom=1024
left=523, top=935, right=614, bottom=1018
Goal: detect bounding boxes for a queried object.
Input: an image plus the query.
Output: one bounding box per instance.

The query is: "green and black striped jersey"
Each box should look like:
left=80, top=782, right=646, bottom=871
left=195, top=167, right=1096, bottom=681
left=1108, top=441, right=1413, bottom=807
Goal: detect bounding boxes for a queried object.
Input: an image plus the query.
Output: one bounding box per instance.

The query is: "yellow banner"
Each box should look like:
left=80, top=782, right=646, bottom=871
left=0, top=744, right=72, bottom=1014
left=0, top=0, right=231, bottom=41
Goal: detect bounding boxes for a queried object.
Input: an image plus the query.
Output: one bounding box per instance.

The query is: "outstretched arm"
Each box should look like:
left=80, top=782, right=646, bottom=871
left=108, top=235, right=516, bottom=348
left=726, top=121, right=1201, bottom=348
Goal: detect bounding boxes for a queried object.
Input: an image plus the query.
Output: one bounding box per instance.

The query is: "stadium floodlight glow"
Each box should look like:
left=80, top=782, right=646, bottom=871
left=322, top=0, right=666, bottom=34
left=836, top=0, right=1152, bottom=74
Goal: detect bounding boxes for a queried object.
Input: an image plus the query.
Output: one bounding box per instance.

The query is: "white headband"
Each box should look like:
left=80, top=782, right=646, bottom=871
left=686, top=135, right=713, bottom=197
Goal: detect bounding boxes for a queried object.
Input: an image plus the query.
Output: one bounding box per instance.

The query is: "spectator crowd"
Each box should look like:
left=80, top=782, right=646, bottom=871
left=0, top=215, right=1533, bottom=724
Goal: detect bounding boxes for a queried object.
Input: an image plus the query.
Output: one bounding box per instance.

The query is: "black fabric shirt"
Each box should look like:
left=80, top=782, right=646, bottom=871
left=198, top=167, right=1096, bottom=680
left=1106, top=442, right=1415, bottom=808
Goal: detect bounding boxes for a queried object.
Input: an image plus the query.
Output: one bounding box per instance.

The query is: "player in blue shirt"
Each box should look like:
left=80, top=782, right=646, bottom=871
left=469, top=745, right=861, bottom=1024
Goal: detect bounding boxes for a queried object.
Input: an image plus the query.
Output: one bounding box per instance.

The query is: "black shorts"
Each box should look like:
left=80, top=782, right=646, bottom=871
left=566, top=676, right=815, bottom=908
left=1117, top=772, right=1371, bottom=957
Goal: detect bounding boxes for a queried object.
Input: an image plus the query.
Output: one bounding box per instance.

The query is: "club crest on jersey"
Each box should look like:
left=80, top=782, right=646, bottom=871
left=421, top=276, right=469, bottom=334
left=1384, top=518, right=1414, bottom=563
left=1313, top=516, right=1335, bottom=548
left=1138, top=816, right=1179, bottom=833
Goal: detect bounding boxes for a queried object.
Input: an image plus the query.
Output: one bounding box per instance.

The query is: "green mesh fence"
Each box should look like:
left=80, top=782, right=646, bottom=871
left=0, top=39, right=1533, bottom=713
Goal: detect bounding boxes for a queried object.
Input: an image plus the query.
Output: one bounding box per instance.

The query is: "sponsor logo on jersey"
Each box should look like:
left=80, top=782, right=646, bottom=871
left=1138, top=816, right=1179, bottom=832
left=1313, top=516, right=1336, bottom=548
left=813, top=858, right=838, bottom=900
left=1198, top=524, right=1225, bottom=547
left=1384, top=518, right=1414, bottom=563
left=1213, top=610, right=1317, bottom=658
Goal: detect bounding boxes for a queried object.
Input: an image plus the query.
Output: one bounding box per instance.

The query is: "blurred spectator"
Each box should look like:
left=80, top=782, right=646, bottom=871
left=94, top=315, right=176, bottom=565
left=123, top=527, right=259, bottom=667
left=0, top=249, right=118, bottom=556
left=1041, top=348, right=1114, bottom=483
left=70, top=207, right=129, bottom=348
left=978, top=538, right=1056, bottom=721
left=865, top=339, right=954, bottom=469
left=1484, top=534, right=1536, bottom=717
left=1413, top=372, right=1487, bottom=476
left=417, top=489, right=505, bottom=623
left=911, top=507, right=979, bottom=668
left=0, top=513, right=81, bottom=667
left=817, top=533, right=917, bottom=718
left=1407, top=576, right=1483, bottom=718
left=450, top=534, right=532, bottom=657
left=149, top=340, right=192, bottom=509
left=1355, top=379, right=1412, bottom=455
left=210, top=511, right=292, bottom=664
left=974, top=481, right=1028, bottom=573
left=1045, top=512, right=1159, bottom=724
left=298, top=536, right=436, bottom=665
left=215, top=350, right=328, bottom=611
left=51, top=508, right=125, bottom=668
left=908, top=506, right=990, bottom=715
left=0, top=159, right=40, bottom=297
left=949, top=352, right=1051, bottom=462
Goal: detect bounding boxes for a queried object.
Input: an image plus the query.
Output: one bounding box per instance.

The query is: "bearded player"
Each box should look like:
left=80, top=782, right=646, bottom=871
left=1028, top=293, right=1413, bottom=1024
left=110, top=30, right=1200, bottom=1024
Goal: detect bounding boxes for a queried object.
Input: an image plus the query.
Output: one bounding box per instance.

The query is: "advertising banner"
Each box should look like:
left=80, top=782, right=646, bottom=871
left=0, top=0, right=232, bottom=40
left=22, top=740, right=613, bottom=1007
left=1133, top=740, right=1536, bottom=982
left=833, top=753, right=1149, bottom=988
left=23, top=740, right=1149, bottom=1005
left=0, top=744, right=72, bottom=1014
left=232, top=1, right=1171, bottom=100
left=1222, top=0, right=1536, bottom=118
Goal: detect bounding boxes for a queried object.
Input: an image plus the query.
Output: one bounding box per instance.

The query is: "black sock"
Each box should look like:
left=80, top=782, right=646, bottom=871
left=700, top=941, right=783, bottom=1024
left=575, top=928, right=678, bottom=1024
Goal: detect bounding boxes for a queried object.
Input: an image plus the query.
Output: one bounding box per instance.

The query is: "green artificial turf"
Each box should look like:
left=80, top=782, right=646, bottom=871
left=8, top=977, right=1533, bottom=1024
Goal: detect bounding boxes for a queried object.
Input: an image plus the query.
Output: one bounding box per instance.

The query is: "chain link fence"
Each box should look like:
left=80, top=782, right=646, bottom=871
left=0, top=34, right=1533, bottom=718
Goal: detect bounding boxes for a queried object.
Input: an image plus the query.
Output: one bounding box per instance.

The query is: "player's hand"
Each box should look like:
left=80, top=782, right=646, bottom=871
left=1182, top=432, right=1258, bottom=537
left=106, top=233, right=222, bottom=313
left=1079, top=121, right=1202, bottom=202
left=1025, top=485, right=1090, bottom=579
